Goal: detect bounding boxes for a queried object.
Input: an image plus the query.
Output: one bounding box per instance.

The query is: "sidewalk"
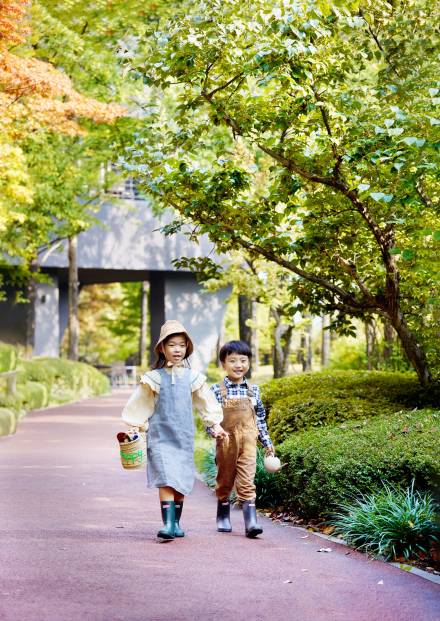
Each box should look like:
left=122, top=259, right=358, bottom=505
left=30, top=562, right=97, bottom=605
left=0, top=390, right=438, bottom=621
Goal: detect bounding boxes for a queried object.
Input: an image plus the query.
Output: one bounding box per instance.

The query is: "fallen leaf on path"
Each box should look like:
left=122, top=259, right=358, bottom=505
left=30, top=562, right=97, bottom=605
left=317, top=547, right=332, bottom=553
left=301, top=569, right=309, bottom=572
left=300, top=535, right=309, bottom=539
left=377, top=580, right=384, bottom=585
left=283, top=580, right=292, bottom=584
left=321, top=525, right=336, bottom=535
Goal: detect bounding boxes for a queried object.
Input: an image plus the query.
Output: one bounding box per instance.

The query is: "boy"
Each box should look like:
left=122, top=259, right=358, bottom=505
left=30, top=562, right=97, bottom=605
left=209, top=340, right=275, bottom=538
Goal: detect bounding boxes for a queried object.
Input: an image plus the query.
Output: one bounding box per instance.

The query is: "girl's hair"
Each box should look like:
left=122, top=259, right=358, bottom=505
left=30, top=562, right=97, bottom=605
left=219, top=340, right=252, bottom=362
left=152, top=332, right=191, bottom=369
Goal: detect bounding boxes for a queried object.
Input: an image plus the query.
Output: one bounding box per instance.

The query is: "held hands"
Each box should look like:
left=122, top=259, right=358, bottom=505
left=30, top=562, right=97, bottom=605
left=212, top=423, right=229, bottom=440
left=265, top=446, right=276, bottom=457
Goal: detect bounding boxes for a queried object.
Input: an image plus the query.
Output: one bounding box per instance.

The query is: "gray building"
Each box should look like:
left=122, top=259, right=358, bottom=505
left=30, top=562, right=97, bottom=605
left=0, top=191, right=229, bottom=370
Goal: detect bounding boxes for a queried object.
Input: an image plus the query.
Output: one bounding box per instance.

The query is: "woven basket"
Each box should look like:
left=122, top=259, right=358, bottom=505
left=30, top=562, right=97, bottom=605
left=117, top=431, right=146, bottom=470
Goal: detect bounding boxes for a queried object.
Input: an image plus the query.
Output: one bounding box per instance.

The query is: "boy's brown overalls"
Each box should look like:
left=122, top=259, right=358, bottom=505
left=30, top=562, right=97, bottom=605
left=215, top=381, right=258, bottom=501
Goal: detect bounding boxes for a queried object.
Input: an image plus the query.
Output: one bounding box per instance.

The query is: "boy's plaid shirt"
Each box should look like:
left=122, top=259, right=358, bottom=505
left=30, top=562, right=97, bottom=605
left=209, top=377, right=273, bottom=448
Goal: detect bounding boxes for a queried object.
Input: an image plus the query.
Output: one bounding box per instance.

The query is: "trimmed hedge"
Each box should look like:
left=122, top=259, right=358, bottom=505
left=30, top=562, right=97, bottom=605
left=0, top=407, right=19, bottom=436
left=0, top=357, right=110, bottom=435
left=0, top=342, right=17, bottom=373
left=275, top=409, right=440, bottom=519
left=261, top=371, right=439, bottom=444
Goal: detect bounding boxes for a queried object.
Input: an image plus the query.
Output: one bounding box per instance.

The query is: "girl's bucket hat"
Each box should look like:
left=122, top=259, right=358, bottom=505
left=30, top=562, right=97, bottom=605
left=154, top=320, right=194, bottom=357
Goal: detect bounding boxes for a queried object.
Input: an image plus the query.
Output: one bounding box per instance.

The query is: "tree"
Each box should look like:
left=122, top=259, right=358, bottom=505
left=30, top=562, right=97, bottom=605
left=123, top=0, right=440, bottom=385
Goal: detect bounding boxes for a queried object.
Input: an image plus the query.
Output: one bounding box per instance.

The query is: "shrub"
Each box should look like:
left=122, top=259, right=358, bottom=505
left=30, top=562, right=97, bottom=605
left=17, top=359, right=55, bottom=393
left=275, top=409, right=440, bottom=519
left=0, top=408, right=19, bottom=435
left=260, top=371, right=439, bottom=444
left=36, top=358, right=109, bottom=404
left=0, top=342, right=17, bottom=373
left=200, top=446, right=281, bottom=508
left=331, top=482, right=440, bottom=561
left=20, top=381, right=49, bottom=410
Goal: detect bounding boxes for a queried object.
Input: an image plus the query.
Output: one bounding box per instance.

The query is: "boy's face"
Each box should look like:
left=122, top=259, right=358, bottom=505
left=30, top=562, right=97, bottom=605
left=222, top=353, right=250, bottom=382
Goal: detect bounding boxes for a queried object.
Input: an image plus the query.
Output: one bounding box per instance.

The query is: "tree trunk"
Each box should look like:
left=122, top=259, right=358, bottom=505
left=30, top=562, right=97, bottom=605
left=238, top=295, right=257, bottom=376
left=365, top=319, right=376, bottom=370
left=383, top=319, right=394, bottom=362
left=25, top=259, right=37, bottom=358
left=321, top=314, right=331, bottom=367
left=306, top=319, right=312, bottom=371
left=388, top=311, right=432, bottom=386
left=68, top=235, right=79, bottom=361
left=139, top=281, right=149, bottom=367
left=271, top=308, right=293, bottom=378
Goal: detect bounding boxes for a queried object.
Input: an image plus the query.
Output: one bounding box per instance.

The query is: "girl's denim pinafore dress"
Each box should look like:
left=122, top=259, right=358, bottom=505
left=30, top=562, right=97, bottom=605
left=146, top=367, right=195, bottom=495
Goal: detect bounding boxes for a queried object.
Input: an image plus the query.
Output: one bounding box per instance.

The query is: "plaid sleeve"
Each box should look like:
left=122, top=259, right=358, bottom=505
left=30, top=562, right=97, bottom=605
left=206, top=384, right=222, bottom=436
left=252, top=385, right=273, bottom=448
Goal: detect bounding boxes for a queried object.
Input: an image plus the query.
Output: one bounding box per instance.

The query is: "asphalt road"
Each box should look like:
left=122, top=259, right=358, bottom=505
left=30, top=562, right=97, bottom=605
left=0, top=389, right=439, bottom=621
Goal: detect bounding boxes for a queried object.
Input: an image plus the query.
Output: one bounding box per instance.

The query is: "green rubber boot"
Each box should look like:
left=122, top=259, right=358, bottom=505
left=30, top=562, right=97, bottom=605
left=174, top=501, right=185, bottom=538
left=157, top=501, right=176, bottom=540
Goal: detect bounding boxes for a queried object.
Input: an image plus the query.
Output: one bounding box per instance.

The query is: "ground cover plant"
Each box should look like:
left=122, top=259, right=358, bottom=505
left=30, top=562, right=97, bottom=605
left=331, top=482, right=440, bottom=562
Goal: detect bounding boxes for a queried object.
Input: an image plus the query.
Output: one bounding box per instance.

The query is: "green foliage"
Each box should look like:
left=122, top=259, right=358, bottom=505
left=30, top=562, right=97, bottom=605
left=17, top=359, right=55, bottom=392
left=19, top=381, right=49, bottom=411
left=261, top=370, right=439, bottom=444
left=275, top=409, right=440, bottom=518
left=36, top=358, right=109, bottom=404
left=331, top=482, right=440, bottom=561
left=0, top=408, right=19, bottom=436
left=0, top=342, right=18, bottom=373
left=123, top=0, right=440, bottom=384
left=327, top=338, right=367, bottom=371
left=0, top=357, right=110, bottom=435
left=200, top=446, right=281, bottom=508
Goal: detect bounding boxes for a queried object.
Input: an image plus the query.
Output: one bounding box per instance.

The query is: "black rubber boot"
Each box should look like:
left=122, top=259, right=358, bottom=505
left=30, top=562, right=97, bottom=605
left=174, top=501, right=185, bottom=538
left=216, top=499, right=232, bottom=532
left=157, top=501, right=176, bottom=540
left=242, top=500, right=263, bottom=538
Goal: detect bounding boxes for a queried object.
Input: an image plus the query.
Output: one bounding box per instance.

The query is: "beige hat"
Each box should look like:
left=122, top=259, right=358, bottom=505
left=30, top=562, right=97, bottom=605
left=154, top=320, right=194, bottom=357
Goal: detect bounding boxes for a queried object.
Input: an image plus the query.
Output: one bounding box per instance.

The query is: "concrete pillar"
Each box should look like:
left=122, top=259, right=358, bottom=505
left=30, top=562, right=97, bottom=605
left=164, top=273, right=231, bottom=371
left=34, top=279, right=60, bottom=357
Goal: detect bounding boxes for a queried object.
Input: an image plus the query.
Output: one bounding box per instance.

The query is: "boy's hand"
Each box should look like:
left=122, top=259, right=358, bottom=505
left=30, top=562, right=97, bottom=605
left=212, top=424, right=228, bottom=440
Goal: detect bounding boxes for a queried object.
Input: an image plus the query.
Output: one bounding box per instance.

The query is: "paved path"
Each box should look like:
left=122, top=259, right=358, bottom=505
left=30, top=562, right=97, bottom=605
left=0, top=390, right=439, bottom=621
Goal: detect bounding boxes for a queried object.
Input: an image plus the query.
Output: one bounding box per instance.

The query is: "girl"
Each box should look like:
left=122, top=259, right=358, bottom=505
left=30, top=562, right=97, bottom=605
left=121, top=320, right=227, bottom=540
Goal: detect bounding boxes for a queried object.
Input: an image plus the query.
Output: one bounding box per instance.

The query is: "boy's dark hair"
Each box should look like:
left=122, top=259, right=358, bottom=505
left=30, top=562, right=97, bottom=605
left=219, top=340, right=252, bottom=362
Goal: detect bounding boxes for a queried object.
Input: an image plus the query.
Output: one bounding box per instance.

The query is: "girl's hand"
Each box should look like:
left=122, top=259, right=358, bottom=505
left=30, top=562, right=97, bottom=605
left=265, top=446, right=275, bottom=457
left=212, top=424, right=228, bottom=440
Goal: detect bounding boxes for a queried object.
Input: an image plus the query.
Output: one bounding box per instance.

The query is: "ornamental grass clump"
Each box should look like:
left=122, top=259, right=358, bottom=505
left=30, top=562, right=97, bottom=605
left=331, top=482, right=440, bottom=561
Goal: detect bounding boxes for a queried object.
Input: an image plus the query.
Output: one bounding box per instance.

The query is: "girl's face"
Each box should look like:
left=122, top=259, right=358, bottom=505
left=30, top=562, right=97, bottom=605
left=222, top=353, right=250, bottom=383
left=161, top=334, right=187, bottom=364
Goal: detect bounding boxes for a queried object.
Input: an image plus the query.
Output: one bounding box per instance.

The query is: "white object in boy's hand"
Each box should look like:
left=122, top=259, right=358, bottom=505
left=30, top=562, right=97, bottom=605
left=212, top=423, right=229, bottom=440
left=263, top=455, right=282, bottom=473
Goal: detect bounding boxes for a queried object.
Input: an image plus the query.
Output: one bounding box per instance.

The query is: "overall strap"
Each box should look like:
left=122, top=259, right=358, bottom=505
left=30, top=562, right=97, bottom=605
left=220, top=381, right=228, bottom=401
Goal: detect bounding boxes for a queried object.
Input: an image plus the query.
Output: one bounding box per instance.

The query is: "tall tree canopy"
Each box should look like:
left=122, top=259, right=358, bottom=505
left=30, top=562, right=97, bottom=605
left=0, top=0, right=148, bottom=286
left=123, top=0, right=440, bottom=385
